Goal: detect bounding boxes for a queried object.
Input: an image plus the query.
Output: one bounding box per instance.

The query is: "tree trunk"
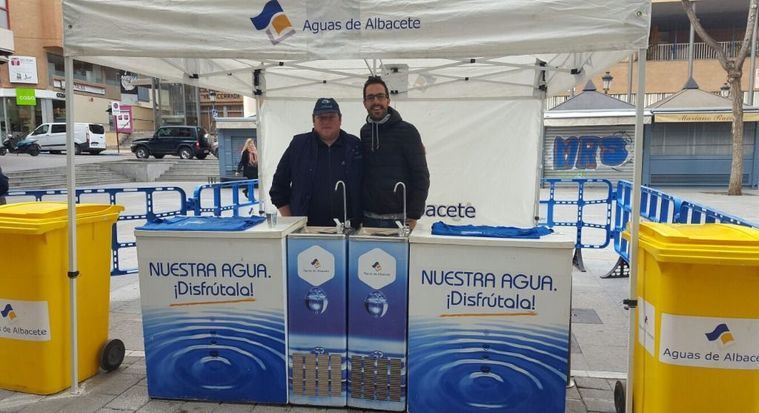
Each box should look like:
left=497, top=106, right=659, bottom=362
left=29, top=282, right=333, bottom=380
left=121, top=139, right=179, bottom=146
left=729, top=73, right=744, bottom=196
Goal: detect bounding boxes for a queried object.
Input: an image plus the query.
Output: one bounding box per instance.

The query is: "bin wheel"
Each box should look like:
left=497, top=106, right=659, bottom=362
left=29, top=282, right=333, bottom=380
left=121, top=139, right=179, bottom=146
left=100, top=339, right=126, bottom=372
left=614, top=380, right=626, bottom=413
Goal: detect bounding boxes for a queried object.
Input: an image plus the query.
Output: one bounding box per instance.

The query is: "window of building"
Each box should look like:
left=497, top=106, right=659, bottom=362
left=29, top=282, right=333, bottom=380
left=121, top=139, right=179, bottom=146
left=47, top=54, right=65, bottom=86
left=0, top=1, right=9, bottom=30
left=138, top=86, right=150, bottom=102
left=104, top=68, right=121, bottom=86
left=73, top=61, right=103, bottom=84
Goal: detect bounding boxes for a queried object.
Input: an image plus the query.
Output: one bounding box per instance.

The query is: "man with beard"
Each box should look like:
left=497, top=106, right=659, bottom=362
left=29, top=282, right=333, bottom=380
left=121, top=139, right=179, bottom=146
left=361, top=76, right=430, bottom=230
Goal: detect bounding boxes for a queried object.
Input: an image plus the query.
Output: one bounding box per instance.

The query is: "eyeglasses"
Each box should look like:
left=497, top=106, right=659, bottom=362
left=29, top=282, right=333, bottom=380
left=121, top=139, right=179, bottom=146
left=364, top=93, right=388, bottom=102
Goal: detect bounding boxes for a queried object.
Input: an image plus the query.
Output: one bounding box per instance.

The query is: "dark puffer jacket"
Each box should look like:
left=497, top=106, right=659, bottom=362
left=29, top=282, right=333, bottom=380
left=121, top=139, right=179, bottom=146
left=270, top=130, right=363, bottom=223
left=360, top=106, right=430, bottom=219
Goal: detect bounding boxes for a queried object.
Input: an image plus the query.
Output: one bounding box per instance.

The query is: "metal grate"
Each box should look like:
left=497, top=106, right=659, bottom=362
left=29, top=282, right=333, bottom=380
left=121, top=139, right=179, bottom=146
left=291, top=352, right=342, bottom=397
left=349, top=355, right=403, bottom=402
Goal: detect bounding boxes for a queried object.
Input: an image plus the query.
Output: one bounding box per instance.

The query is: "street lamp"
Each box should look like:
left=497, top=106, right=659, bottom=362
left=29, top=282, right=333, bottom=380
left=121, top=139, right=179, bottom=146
left=601, top=71, right=614, bottom=94
left=720, top=83, right=730, bottom=98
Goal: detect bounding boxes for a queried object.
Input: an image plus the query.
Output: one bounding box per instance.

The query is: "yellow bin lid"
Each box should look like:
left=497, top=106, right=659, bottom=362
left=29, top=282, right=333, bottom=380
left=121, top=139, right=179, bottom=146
left=637, top=222, right=759, bottom=265
left=0, top=202, right=124, bottom=235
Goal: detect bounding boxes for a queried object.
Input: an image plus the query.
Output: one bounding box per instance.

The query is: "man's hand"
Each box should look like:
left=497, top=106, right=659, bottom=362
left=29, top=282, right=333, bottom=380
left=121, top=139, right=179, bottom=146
left=279, top=205, right=293, bottom=217
left=406, top=219, right=417, bottom=230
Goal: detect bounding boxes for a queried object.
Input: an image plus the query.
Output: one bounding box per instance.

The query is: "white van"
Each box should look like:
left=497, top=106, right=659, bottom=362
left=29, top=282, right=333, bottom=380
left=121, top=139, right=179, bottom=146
left=28, top=122, right=107, bottom=155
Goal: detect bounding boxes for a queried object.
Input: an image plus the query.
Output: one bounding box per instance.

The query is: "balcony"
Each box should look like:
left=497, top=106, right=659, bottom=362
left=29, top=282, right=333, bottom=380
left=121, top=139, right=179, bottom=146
left=647, top=41, right=750, bottom=61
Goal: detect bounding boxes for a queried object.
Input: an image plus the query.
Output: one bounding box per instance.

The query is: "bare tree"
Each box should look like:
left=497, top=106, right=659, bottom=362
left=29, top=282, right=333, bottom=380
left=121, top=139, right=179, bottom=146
left=682, top=0, right=757, bottom=195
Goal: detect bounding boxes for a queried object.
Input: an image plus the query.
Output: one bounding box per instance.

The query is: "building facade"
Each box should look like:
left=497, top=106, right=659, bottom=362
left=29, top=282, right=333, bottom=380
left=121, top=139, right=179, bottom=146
left=0, top=0, right=156, bottom=139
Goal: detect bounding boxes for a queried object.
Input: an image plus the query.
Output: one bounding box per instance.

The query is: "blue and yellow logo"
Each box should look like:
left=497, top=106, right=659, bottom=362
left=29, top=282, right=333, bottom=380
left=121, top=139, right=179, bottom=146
left=251, top=0, right=295, bottom=45
left=1, top=304, right=16, bottom=321
left=705, top=323, right=735, bottom=347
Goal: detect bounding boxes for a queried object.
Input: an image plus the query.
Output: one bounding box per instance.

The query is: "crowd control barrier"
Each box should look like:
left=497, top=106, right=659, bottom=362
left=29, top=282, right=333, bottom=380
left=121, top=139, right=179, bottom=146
left=606, top=180, right=759, bottom=278
left=540, top=178, right=614, bottom=272
left=6, top=180, right=259, bottom=276
left=7, top=178, right=755, bottom=279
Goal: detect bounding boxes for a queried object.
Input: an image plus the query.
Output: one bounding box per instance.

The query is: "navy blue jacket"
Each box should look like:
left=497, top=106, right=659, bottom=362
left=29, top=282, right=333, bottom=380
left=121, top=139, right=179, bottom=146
left=270, top=130, right=363, bottom=224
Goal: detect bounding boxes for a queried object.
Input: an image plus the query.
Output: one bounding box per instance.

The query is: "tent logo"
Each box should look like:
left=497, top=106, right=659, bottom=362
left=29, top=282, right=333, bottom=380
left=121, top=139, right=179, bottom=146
left=1, top=304, right=16, bottom=321
left=705, top=323, right=735, bottom=348
left=251, top=0, right=295, bottom=45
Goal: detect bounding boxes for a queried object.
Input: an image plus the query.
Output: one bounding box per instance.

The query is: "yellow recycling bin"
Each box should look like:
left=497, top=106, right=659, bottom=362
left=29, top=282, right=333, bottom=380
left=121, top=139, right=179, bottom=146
left=632, top=223, right=759, bottom=413
left=0, top=202, right=124, bottom=394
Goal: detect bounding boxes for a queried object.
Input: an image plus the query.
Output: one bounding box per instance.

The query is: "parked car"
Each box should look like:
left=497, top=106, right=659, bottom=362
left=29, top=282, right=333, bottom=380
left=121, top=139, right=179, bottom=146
left=130, top=126, right=212, bottom=159
left=28, top=122, right=107, bottom=154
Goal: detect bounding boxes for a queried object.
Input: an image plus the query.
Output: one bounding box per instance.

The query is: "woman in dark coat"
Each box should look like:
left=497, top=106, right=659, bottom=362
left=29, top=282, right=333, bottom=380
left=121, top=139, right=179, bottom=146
left=236, top=138, right=258, bottom=197
left=236, top=138, right=258, bottom=179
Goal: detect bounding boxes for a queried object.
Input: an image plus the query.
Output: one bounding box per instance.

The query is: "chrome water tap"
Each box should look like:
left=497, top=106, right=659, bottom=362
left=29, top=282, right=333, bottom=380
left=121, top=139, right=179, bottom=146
left=334, top=180, right=350, bottom=234
left=394, top=181, right=410, bottom=237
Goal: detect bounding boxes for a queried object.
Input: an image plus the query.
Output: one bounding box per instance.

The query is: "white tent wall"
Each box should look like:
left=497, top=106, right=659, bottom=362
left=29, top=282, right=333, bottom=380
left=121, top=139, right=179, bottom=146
left=260, top=98, right=541, bottom=227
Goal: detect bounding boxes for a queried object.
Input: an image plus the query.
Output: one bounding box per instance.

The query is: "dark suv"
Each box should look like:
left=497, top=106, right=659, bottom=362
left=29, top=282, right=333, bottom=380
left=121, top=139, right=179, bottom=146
left=131, top=126, right=212, bottom=159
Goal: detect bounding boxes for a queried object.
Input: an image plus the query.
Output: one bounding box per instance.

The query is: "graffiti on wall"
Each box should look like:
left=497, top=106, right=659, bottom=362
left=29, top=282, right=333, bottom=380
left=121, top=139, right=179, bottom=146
left=553, top=132, right=632, bottom=170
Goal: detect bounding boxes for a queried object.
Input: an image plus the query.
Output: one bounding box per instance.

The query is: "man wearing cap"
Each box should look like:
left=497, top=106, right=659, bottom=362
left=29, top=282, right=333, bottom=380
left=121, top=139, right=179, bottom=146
left=270, top=98, right=363, bottom=227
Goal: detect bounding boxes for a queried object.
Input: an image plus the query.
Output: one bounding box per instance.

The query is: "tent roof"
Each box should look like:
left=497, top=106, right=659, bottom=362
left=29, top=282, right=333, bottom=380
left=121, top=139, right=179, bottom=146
left=62, top=0, right=651, bottom=99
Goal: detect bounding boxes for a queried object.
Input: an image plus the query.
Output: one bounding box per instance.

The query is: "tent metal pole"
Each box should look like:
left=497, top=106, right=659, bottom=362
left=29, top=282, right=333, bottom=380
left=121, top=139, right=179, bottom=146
left=625, top=47, right=647, bottom=413
left=64, top=54, right=79, bottom=395
left=534, top=95, right=545, bottom=225
left=254, top=69, right=265, bottom=215
left=627, top=52, right=634, bottom=103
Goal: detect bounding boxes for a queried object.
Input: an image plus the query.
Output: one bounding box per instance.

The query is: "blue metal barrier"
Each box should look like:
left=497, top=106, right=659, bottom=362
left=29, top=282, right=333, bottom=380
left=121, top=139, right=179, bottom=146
left=540, top=178, right=614, bottom=271
left=605, top=180, right=758, bottom=278
left=6, top=186, right=188, bottom=276
left=190, top=179, right=259, bottom=217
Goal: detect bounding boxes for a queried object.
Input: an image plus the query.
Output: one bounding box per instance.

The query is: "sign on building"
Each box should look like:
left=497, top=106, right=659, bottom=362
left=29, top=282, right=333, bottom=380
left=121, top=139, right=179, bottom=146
left=16, top=88, right=36, bottom=106
left=9, top=56, right=38, bottom=84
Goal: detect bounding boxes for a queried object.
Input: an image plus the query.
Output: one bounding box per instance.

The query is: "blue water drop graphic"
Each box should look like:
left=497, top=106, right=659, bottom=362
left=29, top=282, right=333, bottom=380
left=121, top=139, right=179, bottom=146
left=305, top=287, right=328, bottom=314
left=365, top=291, right=388, bottom=318
left=313, top=347, right=325, bottom=355
left=480, top=365, right=491, bottom=374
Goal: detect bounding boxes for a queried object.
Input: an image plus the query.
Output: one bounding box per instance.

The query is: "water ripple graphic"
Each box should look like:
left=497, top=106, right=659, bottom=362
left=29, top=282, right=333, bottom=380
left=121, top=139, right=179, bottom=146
left=143, top=307, right=287, bottom=404
left=408, top=318, right=568, bottom=413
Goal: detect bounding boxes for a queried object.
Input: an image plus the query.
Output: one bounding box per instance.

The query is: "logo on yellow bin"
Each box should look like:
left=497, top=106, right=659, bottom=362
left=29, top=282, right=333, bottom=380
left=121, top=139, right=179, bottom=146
left=1, top=304, right=16, bottom=321
left=705, top=323, right=735, bottom=348
left=251, top=0, right=295, bottom=45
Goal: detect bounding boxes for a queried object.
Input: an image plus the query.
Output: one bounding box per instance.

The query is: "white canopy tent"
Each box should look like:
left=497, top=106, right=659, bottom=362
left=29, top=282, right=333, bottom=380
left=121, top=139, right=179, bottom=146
left=62, top=1, right=651, bottom=410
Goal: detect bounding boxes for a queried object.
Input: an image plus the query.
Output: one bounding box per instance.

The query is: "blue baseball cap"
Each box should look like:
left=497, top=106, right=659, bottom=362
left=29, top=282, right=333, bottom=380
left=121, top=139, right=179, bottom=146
left=313, top=98, right=341, bottom=116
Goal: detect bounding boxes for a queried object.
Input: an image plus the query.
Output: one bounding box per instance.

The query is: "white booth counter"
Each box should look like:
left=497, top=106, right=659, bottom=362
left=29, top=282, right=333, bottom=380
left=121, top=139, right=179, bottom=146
left=406, top=227, right=574, bottom=413
left=134, top=216, right=306, bottom=405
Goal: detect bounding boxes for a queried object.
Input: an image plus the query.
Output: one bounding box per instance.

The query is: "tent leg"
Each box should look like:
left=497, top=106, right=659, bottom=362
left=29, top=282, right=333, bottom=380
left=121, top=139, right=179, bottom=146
left=254, top=69, right=265, bottom=216
left=64, top=54, right=80, bottom=395
left=624, top=47, right=647, bottom=413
